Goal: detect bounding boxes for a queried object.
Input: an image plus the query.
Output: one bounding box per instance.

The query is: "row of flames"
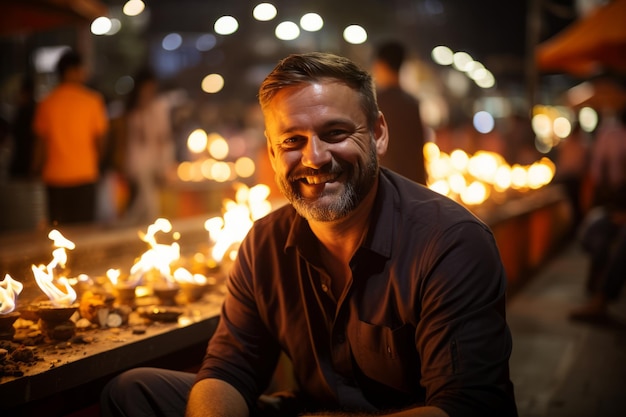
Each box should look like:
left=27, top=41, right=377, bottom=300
left=0, top=183, right=272, bottom=316
left=424, top=143, right=556, bottom=206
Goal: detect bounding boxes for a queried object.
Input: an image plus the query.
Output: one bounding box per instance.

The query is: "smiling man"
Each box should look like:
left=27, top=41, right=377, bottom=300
left=101, top=52, right=518, bottom=417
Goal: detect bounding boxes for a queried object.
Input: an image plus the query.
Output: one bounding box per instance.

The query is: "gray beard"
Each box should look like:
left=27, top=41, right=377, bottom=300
left=276, top=145, right=378, bottom=222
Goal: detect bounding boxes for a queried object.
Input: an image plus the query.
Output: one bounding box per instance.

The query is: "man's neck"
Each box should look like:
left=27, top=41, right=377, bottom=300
left=309, top=181, right=377, bottom=265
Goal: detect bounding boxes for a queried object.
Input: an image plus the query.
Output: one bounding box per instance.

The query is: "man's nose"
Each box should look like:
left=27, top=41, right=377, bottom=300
left=301, top=136, right=331, bottom=168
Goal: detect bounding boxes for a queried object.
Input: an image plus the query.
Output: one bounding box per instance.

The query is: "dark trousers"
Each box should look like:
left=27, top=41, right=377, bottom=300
left=100, top=368, right=195, bottom=417
left=46, top=182, right=96, bottom=225
left=100, top=367, right=298, bottom=417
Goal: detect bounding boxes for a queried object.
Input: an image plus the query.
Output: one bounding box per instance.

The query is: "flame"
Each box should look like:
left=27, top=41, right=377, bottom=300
left=204, top=183, right=272, bottom=263
left=31, top=230, right=77, bottom=306
left=425, top=144, right=555, bottom=205
left=173, top=267, right=208, bottom=285
left=32, top=265, right=76, bottom=306
left=106, top=268, right=121, bottom=286
left=130, top=218, right=181, bottom=285
left=0, top=274, right=24, bottom=314
left=48, top=229, right=76, bottom=250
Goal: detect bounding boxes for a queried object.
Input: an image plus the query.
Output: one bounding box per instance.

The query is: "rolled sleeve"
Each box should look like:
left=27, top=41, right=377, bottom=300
left=418, top=222, right=516, bottom=417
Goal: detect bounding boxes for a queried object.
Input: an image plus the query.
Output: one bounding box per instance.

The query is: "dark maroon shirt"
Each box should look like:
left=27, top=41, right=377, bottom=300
left=196, top=168, right=518, bottom=416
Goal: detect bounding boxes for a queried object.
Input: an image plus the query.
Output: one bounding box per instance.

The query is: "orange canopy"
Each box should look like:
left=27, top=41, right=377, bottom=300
left=536, top=0, right=626, bottom=77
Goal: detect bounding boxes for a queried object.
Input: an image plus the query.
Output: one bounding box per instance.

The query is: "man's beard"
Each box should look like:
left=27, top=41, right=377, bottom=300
left=276, top=143, right=379, bottom=222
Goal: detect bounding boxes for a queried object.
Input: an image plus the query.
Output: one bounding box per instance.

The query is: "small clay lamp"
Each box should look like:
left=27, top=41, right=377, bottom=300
left=152, top=283, right=180, bottom=306
left=0, top=311, right=21, bottom=340
left=35, top=301, right=79, bottom=341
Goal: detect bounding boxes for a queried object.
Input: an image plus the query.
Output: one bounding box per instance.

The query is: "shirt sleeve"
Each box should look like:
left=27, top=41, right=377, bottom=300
left=195, top=229, right=282, bottom=413
left=418, top=221, right=517, bottom=417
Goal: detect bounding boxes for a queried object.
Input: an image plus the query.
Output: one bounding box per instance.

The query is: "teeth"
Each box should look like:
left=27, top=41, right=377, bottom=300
left=303, top=174, right=336, bottom=184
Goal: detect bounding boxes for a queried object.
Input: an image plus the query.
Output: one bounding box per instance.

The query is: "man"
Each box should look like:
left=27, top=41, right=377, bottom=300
left=33, top=49, right=109, bottom=225
left=372, top=40, right=427, bottom=184
left=102, top=52, right=517, bottom=417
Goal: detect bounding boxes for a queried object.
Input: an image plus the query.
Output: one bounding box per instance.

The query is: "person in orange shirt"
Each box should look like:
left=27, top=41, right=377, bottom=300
left=33, top=49, right=109, bottom=225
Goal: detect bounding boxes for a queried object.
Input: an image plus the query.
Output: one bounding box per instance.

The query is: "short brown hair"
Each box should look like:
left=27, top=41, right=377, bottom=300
left=258, top=52, right=379, bottom=129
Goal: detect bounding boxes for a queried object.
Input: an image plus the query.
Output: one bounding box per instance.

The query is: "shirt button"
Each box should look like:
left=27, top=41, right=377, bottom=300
left=321, top=284, right=329, bottom=292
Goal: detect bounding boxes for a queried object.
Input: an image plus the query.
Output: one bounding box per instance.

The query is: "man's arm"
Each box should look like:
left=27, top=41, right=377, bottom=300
left=186, top=378, right=249, bottom=417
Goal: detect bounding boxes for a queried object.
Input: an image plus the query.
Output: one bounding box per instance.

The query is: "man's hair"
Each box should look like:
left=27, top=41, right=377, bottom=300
left=56, top=50, right=83, bottom=79
left=375, top=41, right=406, bottom=73
left=258, top=52, right=379, bottom=129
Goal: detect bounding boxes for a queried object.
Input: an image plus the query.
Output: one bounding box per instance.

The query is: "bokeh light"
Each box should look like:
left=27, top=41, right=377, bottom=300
left=431, top=46, right=454, bottom=65
left=300, top=13, right=323, bottom=32
left=91, top=17, right=112, bottom=35
left=162, top=33, right=183, bottom=51
left=214, top=16, right=239, bottom=35
left=187, top=129, right=208, bottom=153
left=196, top=34, right=216, bottom=51
left=201, top=74, right=225, bottom=94
left=343, top=25, right=367, bottom=44
left=253, top=3, right=277, bottom=21
left=473, top=111, right=495, bottom=134
left=275, top=21, right=300, bottom=40
left=123, top=0, right=145, bottom=16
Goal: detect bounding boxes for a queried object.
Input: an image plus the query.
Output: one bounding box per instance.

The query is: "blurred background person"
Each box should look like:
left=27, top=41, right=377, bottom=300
left=32, top=49, right=109, bottom=226
left=553, top=121, right=591, bottom=235
left=9, top=76, right=37, bottom=180
left=372, top=40, right=427, bottom=184
left=119, top=67, right=175, bottom=226
left=574, top=106, right=626, bottom=303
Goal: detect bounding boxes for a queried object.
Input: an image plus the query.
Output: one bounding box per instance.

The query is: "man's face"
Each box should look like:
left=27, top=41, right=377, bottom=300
left=264, top=80, right=388, bottom=222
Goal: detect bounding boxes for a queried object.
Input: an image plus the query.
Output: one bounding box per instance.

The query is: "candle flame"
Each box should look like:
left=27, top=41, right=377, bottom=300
left=32, top=265, right=77, bottom=306
left=106, top=268, right=121, bottom=286
left=31, top=230, right=77, bottom=306
left=425, top=143, right=555, bottom=205
left=0, top=274, right=23, bottom=314
left=204, top=183, right=272, bottom=263
left=173, top=267, right=208, bottom=285
left=48, top=229, right=76, bottom=250
left=130, top=218, right=181, bottom=284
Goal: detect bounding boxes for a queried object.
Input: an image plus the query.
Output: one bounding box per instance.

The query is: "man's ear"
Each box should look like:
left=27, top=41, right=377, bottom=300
left=374, top=111, right=389, bottom=158
left=265, top=131, right=277, bottom=171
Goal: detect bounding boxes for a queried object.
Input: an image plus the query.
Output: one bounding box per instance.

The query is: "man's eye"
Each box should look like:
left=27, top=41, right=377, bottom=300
left=324, top=130, right=348, bottom=141
left=281, top=136, right=302, bottom=148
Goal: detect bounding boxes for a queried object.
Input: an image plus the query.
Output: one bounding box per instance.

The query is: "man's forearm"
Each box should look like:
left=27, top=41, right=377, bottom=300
left=186, top=378, right=249, bottom=417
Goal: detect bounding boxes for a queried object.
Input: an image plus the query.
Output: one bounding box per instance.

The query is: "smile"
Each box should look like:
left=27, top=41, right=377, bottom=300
left=297, top=173, right=339, bottom=185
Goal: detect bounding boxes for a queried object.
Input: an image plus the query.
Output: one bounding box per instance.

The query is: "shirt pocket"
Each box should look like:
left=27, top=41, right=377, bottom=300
left=351, top=320, right=419, bottom=389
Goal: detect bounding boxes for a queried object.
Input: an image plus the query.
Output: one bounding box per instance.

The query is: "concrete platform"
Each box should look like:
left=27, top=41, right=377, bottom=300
left=508, top=240, right=626, bottom=417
